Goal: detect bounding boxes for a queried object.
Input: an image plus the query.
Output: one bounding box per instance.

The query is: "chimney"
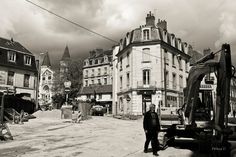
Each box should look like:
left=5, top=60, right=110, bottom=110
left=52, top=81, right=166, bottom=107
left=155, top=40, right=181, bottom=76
left=11, top=37, right=14, bottom=42
left=157, top=19, right=167, bottom=30
left=146, top=11, right=155, bottom=27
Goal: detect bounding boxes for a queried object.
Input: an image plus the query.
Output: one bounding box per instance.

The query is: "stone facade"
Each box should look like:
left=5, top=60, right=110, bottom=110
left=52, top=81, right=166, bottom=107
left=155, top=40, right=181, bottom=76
left=112, top=12, right=191, bottom=115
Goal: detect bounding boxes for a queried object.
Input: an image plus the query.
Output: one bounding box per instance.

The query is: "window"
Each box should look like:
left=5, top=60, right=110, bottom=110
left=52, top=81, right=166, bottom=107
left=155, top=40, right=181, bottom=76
left=179, top=75, right=183, bottom=90
left=95, top=59, right=98, bottom=64
left=127, top=73, right=130, bottom=87
left=85, top=70, right=88, bottom=77
left=185, top=60, right=188, bottom=71
left=8, top=51, right=16, bottom=62
left=120, top=76, right=123, bottom=89
left=127, top=52, right=130, bottom=67
left=104, top=67, right=107, bottom=74
left=104, top=78, right=107, bottom=85
left=92, top=69, right=94, bottom=77
left=164, top=50, right=169, bottom=65
left=143, top=69, right=150, bottom=85
left=172, top=73, right=177, bottom=89
left=178, top=57, right=182, bottom=70
left=24, top=55, right=31, bottom=65
left=101, top=58, right=104, bottom=63
left=42, top=77, right=45, bottom=81
left=84, top=61, right=87, bottom=66
left=143, top=29, right=150, bottom=40
left=120, top=56, right=123, bottom=71
left=48, top=76, right=51, bottom=80
left=89, top=60, right=93, bottom=65
left=172, top=54, right=175, bottom=66
left=24, top=74, right=30, bottom=87
left=91, top=80, right=94, bottom=84
left=98, top=68, right=101, bottom=76
left=142, top=48, right=150, bottom=62
left=165, top=71, right=169, bottom=88
left=85, top=80, right=88, bottom=86
left=7, top=71, right=14, bottom=85
left=98, top=79, right=101, bottom=85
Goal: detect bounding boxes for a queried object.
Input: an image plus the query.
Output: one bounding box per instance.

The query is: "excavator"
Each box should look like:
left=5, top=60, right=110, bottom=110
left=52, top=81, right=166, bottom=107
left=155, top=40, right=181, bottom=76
left=161, top=44, right=235, bottom=156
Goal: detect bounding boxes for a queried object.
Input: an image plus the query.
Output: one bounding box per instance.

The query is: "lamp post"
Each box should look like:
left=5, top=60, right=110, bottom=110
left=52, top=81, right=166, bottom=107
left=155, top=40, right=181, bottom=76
left=61, top=80, right=72, bottom=119
left=64, top=80, right=71, bottom=106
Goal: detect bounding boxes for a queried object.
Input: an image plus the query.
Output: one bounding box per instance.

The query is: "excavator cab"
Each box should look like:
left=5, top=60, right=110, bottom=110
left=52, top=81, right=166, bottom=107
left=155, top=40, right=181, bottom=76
left=194, top=89, right=213, bottom=122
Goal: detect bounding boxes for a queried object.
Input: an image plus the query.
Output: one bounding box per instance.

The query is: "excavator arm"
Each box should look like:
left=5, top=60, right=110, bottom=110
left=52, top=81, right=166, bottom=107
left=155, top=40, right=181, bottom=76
left=183, top=44, right=232, bottom=131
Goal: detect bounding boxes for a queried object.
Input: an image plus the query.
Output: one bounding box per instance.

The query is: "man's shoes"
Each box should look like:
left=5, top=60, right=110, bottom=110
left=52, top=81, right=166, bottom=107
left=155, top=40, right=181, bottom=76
left=153, top=152, right=159, bottom=156
left=143, top=150, right=148, bottom=153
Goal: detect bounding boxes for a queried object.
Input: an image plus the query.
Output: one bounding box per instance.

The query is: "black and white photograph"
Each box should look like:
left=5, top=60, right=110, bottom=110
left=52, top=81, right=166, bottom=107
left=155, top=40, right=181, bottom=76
left=0, top=0, right=236, bottom=156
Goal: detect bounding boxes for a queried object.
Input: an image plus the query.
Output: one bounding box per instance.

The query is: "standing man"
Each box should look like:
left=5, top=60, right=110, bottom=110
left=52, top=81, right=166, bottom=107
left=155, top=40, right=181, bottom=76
left=143, top=104, right=160, bottom=156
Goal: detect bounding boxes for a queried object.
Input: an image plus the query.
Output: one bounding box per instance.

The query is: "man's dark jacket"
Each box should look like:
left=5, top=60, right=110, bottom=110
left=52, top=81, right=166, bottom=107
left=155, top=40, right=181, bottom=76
left=143, top=111, right=160, bottom=131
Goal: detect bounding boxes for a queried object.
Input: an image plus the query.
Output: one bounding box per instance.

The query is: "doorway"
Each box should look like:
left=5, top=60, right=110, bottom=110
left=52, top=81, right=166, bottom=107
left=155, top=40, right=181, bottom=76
left=142, top=94, right=152, bottom=114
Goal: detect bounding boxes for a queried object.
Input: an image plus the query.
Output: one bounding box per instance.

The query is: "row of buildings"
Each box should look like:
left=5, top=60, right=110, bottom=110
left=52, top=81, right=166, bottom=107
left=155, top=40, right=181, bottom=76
left=78, top=12, right=194, bottom=115
left=1, top=12, right=236, bottom=115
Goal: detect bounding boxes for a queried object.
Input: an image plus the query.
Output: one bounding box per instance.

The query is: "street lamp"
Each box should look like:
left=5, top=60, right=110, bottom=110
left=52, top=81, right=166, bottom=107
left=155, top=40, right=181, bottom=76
left=61, top=80, right=72, bottom=119
left=64, top=80, right=71, bottom=106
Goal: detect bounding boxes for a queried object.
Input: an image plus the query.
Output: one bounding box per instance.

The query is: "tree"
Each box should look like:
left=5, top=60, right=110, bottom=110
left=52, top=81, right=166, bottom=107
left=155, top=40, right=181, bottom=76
left=51, top=60, right=83, bottom=104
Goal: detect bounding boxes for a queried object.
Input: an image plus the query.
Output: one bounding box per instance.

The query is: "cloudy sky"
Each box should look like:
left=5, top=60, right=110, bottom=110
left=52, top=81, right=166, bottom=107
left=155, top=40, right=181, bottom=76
left=1, top=0, right=236, bottom=66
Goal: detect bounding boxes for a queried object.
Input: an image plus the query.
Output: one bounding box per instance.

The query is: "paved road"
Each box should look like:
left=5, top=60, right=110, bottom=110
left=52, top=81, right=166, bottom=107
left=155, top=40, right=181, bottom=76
left=0, top=110, right=204, bottom=157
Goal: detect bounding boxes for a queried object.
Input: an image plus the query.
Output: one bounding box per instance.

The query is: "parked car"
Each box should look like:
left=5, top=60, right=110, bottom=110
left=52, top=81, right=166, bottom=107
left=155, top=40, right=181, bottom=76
left=90, top=105, right=105, bottom=116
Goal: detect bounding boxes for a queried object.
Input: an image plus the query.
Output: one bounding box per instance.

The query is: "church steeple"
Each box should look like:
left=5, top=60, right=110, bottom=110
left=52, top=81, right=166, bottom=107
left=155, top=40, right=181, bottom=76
left=61, top=45, right=71, bottom=61
left=41, top=52, right=51, bottom=67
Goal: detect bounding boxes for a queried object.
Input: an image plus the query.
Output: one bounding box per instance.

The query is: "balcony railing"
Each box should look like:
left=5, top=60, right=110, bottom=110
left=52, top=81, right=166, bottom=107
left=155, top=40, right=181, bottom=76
left=137, top=81, right=157, bottom=89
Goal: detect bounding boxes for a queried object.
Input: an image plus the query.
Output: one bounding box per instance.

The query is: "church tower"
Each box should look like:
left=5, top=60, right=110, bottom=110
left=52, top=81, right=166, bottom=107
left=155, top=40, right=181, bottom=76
left=60, top=45, right=71, bottom=79
left=39, top=52, right=54, bottom=106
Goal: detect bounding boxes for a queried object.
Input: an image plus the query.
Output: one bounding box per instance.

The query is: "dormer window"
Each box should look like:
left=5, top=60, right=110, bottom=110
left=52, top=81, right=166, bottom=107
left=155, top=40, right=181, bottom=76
left=24, top=55, right=31, bottom=65
left=8, top=51, right=16, bottom=62
left=143, top=29, right=150, bottom=40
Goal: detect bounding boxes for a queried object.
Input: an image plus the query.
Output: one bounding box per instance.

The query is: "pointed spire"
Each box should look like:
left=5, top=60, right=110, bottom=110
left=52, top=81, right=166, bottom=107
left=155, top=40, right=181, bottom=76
left=41, top=52, right=51, bottom=67
left=61, top=45, right=71, bottom=61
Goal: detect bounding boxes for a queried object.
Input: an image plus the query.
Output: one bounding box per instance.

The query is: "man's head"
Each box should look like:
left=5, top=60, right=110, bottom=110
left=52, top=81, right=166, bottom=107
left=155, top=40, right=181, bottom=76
left=149, top=104, right=156, bottom=112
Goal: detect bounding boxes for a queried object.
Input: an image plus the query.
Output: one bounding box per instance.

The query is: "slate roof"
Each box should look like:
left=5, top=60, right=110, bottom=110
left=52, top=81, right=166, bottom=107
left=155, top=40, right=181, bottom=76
left=41, top=52, right=51, bottom=67
left=0, top=37, right=37, bottom=73
left=79, top=85, right=112, bottom=95
left=61, top=45, right=71, bottom=61
left=0, top=37, right=32, bottom=54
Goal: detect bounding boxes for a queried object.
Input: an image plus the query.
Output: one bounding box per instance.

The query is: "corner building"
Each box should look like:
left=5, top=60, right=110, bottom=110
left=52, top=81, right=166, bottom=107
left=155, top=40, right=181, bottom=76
left=112, top=12, right=191, bottom=115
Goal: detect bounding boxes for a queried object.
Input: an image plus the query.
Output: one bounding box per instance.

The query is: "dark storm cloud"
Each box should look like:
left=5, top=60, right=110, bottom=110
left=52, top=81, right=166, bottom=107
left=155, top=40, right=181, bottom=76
left=0, top=0, right=236, bottom=66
